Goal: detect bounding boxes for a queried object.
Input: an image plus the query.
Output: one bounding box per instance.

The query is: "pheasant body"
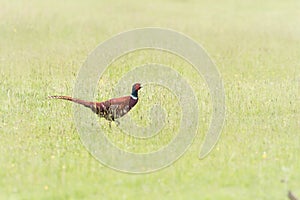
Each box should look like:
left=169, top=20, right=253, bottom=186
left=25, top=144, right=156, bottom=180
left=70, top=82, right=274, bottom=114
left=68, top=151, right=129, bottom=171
left=49, top=83, right=142, bottom=122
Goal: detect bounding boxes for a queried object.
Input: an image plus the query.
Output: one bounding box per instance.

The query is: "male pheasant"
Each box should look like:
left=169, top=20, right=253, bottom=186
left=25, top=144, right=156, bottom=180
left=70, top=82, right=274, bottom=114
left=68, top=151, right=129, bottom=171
left=49, top=83, right=142, bottom=123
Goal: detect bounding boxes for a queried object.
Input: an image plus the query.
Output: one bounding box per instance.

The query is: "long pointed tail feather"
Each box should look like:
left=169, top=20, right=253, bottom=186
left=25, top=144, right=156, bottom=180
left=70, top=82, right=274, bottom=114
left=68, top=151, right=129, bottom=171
left=48, top=95, right=73, bottom=101
left=48, top=95, right=96, bottom=109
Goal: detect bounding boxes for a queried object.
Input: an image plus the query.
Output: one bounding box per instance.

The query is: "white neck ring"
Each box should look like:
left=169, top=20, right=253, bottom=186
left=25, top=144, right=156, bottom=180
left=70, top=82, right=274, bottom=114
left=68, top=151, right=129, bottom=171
left=130, top=95, right=138, bottom=100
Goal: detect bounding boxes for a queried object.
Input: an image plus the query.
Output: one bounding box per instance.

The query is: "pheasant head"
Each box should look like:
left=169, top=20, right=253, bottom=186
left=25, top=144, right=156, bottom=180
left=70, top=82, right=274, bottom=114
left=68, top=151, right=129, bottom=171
left=130, top=83, right=142, bottom=100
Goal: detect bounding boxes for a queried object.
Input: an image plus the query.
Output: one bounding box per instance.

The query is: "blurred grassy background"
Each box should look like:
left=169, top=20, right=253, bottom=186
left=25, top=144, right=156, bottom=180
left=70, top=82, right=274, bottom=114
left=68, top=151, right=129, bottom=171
left=0, top=0, right=299, bottom=199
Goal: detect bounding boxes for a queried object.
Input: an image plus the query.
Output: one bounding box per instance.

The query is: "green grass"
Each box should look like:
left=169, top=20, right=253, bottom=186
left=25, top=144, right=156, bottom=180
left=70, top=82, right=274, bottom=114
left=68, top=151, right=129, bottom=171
left=0, top=0, right=299, bottom=199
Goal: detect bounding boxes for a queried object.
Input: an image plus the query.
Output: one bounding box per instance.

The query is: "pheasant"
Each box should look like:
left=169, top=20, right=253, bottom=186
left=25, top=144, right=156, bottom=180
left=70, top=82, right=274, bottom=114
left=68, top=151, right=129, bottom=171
left=49, top=83, right=142, bottom=124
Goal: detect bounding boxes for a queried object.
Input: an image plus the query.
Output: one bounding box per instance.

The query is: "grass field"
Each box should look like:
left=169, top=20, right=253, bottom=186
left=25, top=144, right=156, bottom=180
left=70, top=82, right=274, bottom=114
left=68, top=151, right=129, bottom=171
left=0, top=0, right=299, bottom=199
